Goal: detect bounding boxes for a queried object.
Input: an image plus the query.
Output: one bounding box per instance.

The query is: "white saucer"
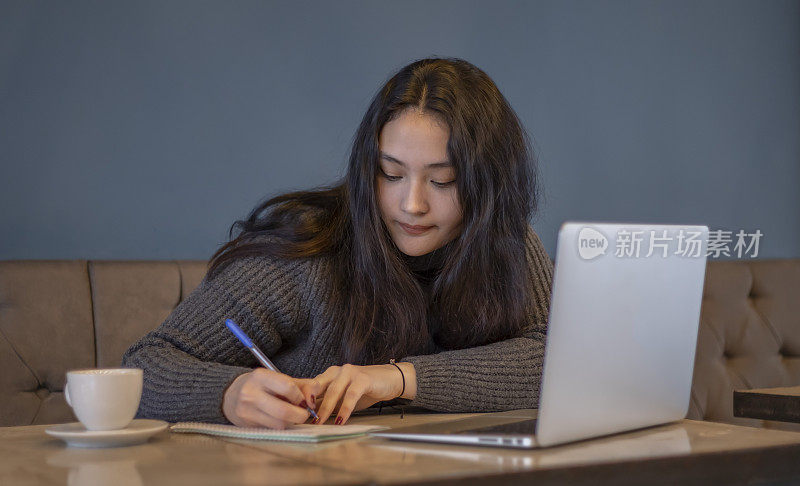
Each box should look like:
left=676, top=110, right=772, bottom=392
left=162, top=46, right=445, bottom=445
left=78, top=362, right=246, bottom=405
left=45, top=419, right=168, bottom=448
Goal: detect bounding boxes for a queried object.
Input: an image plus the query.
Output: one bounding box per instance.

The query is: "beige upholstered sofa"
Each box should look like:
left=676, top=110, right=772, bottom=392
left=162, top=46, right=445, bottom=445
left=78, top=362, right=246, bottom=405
left=1, top=259, right=799, bottom=429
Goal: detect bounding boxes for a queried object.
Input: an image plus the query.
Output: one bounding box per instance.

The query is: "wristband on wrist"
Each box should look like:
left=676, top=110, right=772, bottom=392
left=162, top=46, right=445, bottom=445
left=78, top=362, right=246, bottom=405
left=389, top=358, right=405, bottom=399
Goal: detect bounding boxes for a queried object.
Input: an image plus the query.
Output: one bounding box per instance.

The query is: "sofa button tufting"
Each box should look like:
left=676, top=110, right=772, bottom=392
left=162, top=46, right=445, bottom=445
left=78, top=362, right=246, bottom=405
left=34, top=388, right=50, bottom=399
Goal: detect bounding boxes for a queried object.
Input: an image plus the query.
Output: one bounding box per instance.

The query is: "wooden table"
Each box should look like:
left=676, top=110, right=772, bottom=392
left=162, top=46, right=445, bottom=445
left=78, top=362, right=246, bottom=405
left=4, top=409, right=800, bottom=485
left=735, top=385, right=800, bottom=423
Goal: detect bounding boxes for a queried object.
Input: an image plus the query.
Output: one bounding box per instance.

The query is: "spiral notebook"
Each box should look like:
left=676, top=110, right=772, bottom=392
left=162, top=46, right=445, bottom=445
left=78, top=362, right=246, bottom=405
left=170, top=422, right=390, bottom=443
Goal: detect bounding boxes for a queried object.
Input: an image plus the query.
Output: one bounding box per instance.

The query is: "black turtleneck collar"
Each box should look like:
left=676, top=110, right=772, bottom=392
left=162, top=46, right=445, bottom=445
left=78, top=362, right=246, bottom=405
left=400, top=238, right=457, bottom=279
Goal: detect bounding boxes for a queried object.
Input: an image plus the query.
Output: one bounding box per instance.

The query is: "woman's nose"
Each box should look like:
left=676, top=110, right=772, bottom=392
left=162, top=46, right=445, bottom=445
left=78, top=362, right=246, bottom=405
left=401, top=180, right=428, bottom=215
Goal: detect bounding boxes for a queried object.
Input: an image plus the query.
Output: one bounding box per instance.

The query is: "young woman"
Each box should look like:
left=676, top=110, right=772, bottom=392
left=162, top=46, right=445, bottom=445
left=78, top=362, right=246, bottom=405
left=122, top=57, right=553, bottom=429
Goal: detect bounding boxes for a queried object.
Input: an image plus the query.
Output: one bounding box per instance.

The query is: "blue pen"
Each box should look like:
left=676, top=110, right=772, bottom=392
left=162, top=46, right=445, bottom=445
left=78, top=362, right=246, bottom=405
left=225, top=318, right=319, bottom=420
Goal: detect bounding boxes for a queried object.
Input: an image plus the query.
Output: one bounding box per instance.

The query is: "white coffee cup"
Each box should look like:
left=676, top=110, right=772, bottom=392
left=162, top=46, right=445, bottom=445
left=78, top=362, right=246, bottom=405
left=64, top=368, right=143, bottom=431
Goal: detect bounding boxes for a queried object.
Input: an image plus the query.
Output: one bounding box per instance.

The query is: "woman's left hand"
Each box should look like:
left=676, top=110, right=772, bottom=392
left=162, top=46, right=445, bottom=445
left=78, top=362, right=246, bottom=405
left=298, top=363, right=404, bottom=426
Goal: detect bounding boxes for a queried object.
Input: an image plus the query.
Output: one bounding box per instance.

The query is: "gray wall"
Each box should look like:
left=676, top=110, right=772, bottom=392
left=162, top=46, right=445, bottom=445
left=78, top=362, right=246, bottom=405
left=1, top=0, right=798, bottom=260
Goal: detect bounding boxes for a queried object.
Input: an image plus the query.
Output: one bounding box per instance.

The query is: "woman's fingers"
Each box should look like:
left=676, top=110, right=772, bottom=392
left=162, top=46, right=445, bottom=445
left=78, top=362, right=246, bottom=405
left=315, top=382, right=345, bottom=424
left=293, top=377, right=326, bottom=411
left=237, top=405, right=291, bottom=429
left=334, top=375, right=369, bottom=425
left=314, top=366, right=353, bottom=425
left=311, top=366, right=339, bottom=393
left=228, top=369, right=312, bottom=427
left=251, top=391, right=309, bottom=425
left=252, top=368, right=306, bottom=406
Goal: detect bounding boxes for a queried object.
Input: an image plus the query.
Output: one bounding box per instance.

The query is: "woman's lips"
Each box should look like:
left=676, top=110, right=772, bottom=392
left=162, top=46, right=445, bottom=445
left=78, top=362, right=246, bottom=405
left=399, top=222, right=434, bottom=235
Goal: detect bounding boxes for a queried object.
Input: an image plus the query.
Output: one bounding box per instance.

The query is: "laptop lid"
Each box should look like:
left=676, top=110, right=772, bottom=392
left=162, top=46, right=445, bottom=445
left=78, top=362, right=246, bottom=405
left=535, top=222, right=708, bottom=446
left=370, top=222, right=708, bottom=448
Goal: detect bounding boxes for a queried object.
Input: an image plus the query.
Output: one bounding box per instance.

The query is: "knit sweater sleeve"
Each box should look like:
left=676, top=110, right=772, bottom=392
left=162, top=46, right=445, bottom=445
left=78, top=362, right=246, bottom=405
left=398, top=226, right=554, bottom=412
left=121, top=255, right=302, bottom=423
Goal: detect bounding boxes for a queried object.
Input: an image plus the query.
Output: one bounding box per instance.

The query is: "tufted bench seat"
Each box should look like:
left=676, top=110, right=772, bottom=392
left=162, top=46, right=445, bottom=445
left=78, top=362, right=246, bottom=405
left=1, top=258, right=798, bottom=428
left=0, top=260, right=207, bottom=426
left=689, top=259, right=800, bottom=431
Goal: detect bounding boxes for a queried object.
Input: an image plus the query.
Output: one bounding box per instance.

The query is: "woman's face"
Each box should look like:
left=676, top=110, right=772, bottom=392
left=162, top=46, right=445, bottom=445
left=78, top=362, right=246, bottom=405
left=376, top=108, right=462, bottom=256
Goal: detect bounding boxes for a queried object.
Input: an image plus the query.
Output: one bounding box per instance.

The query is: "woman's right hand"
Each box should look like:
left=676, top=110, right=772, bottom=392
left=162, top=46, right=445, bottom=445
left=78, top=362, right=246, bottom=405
left=222, top=368, right=315, bottom=429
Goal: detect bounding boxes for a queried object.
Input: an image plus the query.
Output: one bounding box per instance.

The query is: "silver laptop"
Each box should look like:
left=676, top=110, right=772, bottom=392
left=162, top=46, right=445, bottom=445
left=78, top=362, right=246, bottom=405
left=370, top=222, right=709, bottom=448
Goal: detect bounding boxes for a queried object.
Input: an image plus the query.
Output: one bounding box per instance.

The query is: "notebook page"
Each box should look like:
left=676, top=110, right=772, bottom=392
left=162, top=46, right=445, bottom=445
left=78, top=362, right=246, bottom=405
left=171, top=422, right=390, bottom=442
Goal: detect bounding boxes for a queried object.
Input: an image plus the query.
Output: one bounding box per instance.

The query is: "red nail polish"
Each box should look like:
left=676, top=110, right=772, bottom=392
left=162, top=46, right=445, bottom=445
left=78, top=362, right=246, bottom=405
left=310, top=395, right=316, bottom=406
left=299, top=400, right=308, bottom=409
left=335, top=416, right=343, bottom=425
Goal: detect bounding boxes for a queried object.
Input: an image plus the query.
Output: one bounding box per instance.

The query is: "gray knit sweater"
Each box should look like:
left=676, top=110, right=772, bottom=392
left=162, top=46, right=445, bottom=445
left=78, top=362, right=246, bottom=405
left=121, top=227, right=553, bottom=423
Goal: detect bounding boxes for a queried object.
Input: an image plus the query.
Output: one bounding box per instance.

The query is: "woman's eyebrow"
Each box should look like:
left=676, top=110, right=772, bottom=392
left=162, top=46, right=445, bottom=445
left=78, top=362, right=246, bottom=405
left=380, top=152, right=452, bottom=169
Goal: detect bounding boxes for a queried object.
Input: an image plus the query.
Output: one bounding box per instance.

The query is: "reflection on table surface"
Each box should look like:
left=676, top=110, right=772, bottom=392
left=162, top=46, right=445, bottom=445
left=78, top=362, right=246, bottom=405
left=46, top=446, right=165, bottom=486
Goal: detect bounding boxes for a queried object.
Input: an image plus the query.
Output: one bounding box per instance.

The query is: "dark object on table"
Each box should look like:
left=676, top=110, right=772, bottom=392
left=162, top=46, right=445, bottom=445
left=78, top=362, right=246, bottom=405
left=734, top=386, right=800, bottom=424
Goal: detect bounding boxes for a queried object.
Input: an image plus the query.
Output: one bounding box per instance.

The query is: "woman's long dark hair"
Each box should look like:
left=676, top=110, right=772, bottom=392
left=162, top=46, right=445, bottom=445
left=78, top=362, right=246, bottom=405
left=207, top=57, right=540, bottom=365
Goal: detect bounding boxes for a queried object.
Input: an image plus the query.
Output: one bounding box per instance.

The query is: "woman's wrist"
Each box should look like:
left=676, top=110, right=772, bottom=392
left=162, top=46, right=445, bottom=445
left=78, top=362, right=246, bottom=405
left=392, top=361, right=416, bottom=400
